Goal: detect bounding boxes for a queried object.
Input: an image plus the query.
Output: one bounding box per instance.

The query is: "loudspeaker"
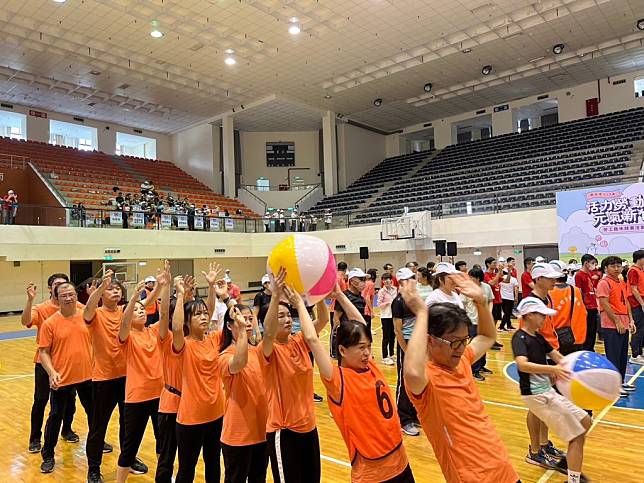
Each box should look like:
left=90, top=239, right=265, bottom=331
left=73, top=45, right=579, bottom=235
left=359, top=246, right=369, bottom=260
left=435, top=240, right=446, bottom=256
left=447, top=242, right=458, bottom=257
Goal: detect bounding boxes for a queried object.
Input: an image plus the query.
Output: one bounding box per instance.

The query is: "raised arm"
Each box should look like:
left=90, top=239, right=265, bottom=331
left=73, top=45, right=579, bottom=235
left=83, top=270, right=113, bottom=323
left=454, top=273, right=496, bottom=359
left=172, top=277, right=186, bottom=352
left=334, top=287, right=365, bottom=325
left=202, top=261, right=222, bottom=316
left=313, top=299, right=330, bottom=334
left=284, top=285, right=333, bottom=379
left=21, top=283, right=37, bottom=327
left=227, top=307, right=249, bottom=375
left=141, top=278, right=161, bottom=307
left=399, top=280, right=429, bottom=395
left=119, top=281, right=146, bottom=342
left=158, top=260, right=171, bottom=340
left=260, top=269, right=286, bottom=358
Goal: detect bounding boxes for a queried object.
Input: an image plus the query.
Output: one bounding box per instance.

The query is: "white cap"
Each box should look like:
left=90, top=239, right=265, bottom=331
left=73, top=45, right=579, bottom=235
left=261, top=274, right=270, bottom=285
left=144, top=276, right=156, bottom=283
left=535, top=256, right=546, bottom=263
left=531, top=262, right=562, bottom=279
left=434, top=262, right=459, bottom=275
left=347, top=268, right=367, bottom=280
left=517, top=297, right=557, bottom=317
left=396, top=267, right=415, bottom=281
left=549, top=260, right=568, bottom=272
left=224, top=275, right=232, bottom=283
left=498, top=257, right=506, bottom=263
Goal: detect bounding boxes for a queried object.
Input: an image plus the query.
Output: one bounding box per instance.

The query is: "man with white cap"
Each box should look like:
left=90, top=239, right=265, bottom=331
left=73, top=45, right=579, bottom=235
left=512, top=297, right=590, bottom=483
left=253, top=274, right=272, bottom=327
left=224, top=270, right=242, bottom=304
left=425, top=262, right=464, bottom=308
left=333, top=267, right=368, bottom=332
left=391, top=267, right=421, bottom=436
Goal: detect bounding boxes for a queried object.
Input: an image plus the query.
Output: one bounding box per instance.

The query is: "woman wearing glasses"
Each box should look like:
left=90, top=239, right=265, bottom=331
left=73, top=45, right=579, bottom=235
left=399, top=274, right=519, bottom=483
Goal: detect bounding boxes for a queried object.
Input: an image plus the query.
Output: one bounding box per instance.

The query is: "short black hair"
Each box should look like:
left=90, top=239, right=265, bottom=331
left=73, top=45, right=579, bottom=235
left=524, top=257, right=535, bottom=268
left=405, top=261, right=417, bottom=268
left=581, top=254, right=598, bottom=265
left=427, top=303, right=471, bottom=337
left=484, top=257, right=495, bottom=268
left=426, top=261, right=435, bottom=269
left=47, top=273, right=69, bottom=287
left=602, top=256, right=623, bottom=269
left=367, top=268, right=378, bottom=281
left=633, top=250, right=644, bottom=264
left=53, top=281, right=76, bottom=298
left=468, top=267, right=484, bottom=282
left=455, top=261, right=467, bottom=270
left=381, top=273, right=393, bottom=281
left=383, top=263, right=393, bottom=270
left=220, top=303, right=251, bottom=351
left=507, top=257, right=515, bottom=263
left=417, top=267, right=431, bottom=282
left=335, top=319, right=372, bottom=364
left=337, top=262, right=348, bottom=271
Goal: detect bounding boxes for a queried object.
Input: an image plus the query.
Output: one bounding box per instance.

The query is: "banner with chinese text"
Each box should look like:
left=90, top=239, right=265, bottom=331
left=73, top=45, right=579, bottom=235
left=556, top=182, right=644, bottom=261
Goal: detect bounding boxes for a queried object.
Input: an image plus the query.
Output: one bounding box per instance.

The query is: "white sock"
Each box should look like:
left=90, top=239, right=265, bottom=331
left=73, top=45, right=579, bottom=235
left=568, top=470, right=581, bottom=483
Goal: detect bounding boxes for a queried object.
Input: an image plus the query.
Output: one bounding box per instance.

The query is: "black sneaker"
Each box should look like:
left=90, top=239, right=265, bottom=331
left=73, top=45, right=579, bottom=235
left=40, top=457, right=55, bottom=473
left=551, top=457, right=569, bottom=475
left=129, top=457, right=148, bottom=475
left=28, top=440, right=41, bottom=453
left=473, top=372, right=485, bottom=381
left=313, top=393, right=323, bottom=402
left=87, top=469, right=104, bottom=483
left=543, top=440, right=567, bottom=459
left=480, top=367, right=493, bottom=374
left=102, top=442, right=113, bottom=453
left=61, top=430, right=80, bottom=443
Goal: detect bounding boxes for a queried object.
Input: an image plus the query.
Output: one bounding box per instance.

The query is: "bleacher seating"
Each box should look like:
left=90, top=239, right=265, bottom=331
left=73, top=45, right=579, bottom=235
left=311, top=108, right=644, bottom=224
left=0, top=138, right=257, bottom=216
left=307, top=150, right=435, bottom=216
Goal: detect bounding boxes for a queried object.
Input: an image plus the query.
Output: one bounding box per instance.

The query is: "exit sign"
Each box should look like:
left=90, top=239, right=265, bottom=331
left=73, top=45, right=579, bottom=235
left=29, top=109, right=47, bottom=118
left=103, top=255, right=113, bottom=261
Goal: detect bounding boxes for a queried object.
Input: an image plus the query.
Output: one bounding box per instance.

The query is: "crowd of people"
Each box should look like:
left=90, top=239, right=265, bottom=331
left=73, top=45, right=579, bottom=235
left=262, top=208, right=333, bottom=232
left=18, top=249, right=643, bottom=483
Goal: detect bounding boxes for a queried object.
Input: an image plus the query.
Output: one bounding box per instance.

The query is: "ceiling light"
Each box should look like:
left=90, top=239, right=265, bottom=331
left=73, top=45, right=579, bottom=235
left=89, top=70, right=101, bottom=76
left=637, top=19, right=644, bottom=31
left=473, top=248, right=482, bottom=256
left=225, top=56, right=236, bottom=65
left=481, top=65, right=493, bottom=75
left=462, top=48, right=472, bottom=54
left=150, top=20, right=163, bottom=38
left=224, top=49, right=234, bottom=54
left=552, top=43, right=565, bottom=55
left=324, top=95, right=332, bottom=99
left=53, top=0, right=66, bottom=3
left=373, top=98, right=383, bottom=107
left=288, top=23, right=301, bottom=35
left=423, top=82, right=433, bottom=93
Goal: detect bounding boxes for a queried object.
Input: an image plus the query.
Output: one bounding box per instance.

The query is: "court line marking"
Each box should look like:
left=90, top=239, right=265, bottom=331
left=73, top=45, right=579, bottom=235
left=536, top=363, right=644, bottom=483
left=0, top=374, right=33, bottom=382
left=320, top=454, right=351, bottom=468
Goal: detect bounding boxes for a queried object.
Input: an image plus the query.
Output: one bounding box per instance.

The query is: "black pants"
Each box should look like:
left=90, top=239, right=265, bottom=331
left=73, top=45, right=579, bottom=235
left=396, top=341, right=418, bottom=427
left=330, top=321, right=338, bottom=358
left=364, top=314, right=372, bottom=335
left=30, top=363, right=76, bottom=443
left=500, top=299, right=514, bottom=330
left=267, top=428, right=320, bottom=483
left=42, top=380, right=93, bottom=460
left=87, top=377, right=126, bottom=472
left=156, top=412, right=178, bottom=483
left=176, top=418, right=223, bottom=483
left=631, top=306, right=644, bottom=357
left=117, top=398, right=160, bottom=468
left=492, top=303, right=502, bottom=323
left=604, top=328, right=629, bottom=382
left=382, top=464, right=415, bottom=483
left=469, top=325, right=486, bottom=373
left=381, top=318, right=395, bottom=359
left=222, top=441, right=268, bottom=483
left=583, top=308, right=599, bottom=352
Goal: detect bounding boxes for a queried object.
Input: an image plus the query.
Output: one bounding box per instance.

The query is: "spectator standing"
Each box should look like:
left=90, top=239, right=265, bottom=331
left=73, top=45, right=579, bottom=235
left=2, top=189, right=18, bottom=224
left=361, top=269, right=377, bottom=330
left=574, top=254, right=601, bottom=351
left=627, top=250, right=644, bottom=365
left=415, top=267, right=433, bottom=300
left=253, top=274, right=272, bottom=329
left=521, top=257, right=536, bottom=300
left=425, top=262, right=464, bottom=308
left=377, top=273, right=397, bottom=366
left=383, top=263, right=399, bottom=287
left=455, top=261, right=468, bottom=273
left=462, top=267, right=495, bottom=381
left=324, top=209, right=332, bottom=230
left=224, top=271, right=242, bottom=304
left=499, top=269, right=519, bottom=331
left=484, top=257, right=504, bottom=328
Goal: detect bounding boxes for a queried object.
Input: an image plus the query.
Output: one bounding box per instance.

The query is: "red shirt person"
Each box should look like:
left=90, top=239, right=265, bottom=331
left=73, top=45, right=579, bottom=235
left=574, top=254, right=601, bottom=351
left=521, top=257, right=536, bottom=299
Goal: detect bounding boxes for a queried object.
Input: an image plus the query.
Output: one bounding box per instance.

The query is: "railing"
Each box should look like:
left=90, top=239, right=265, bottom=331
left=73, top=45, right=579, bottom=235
left=0, top=153, right=28, bottom=170
left=240, top=183, right=320, bottom=192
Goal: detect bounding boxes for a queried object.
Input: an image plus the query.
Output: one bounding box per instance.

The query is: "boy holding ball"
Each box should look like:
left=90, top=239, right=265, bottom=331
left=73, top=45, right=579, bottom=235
left=512, top=298, right=591, bottom=483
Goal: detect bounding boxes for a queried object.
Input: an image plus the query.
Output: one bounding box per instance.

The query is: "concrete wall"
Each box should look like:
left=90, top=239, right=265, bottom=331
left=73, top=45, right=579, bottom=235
left=171, top=123, right=218, bottom=192
left=337, top=124, right=386, bottom=190
left=238, top=131, right=320, bottom=187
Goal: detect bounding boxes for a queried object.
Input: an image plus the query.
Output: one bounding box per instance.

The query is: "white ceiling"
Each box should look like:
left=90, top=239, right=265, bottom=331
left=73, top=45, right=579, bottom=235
left=0, top=0, right=642, bottom=134
left=225, top=97, right=324, bottom=131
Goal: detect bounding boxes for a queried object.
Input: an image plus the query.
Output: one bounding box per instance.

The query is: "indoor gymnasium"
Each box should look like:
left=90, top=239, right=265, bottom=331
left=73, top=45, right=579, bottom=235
left=2, top=1, right=644, bottom=482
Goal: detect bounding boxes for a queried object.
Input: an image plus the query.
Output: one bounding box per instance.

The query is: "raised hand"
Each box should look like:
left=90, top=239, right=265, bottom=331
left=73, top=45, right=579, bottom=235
left=283, top=285, right=304, bottom=308
left=156, top=265, right=170, bottom=287
left=451, top=272, right=485, bottom=303
left=270, top=268, right=287, bottom=294
left=174, top=276, right=185, bottom=296
left=99, top=270, right=114, bottom=291
left=214, top=279, right=229, bottom=300
left=133, top=280, right=146, bottom=298
left=202, top=261, right=222, bottom=286
left=184, top=275, right=196, bottom=291
left=86, top=278, right=99, bottom=296
left=26, top=283, right=37, bottom=301
left=230, top=306, right=248, bottom=338
left=328, top=281, right=344, bottom=300
left=399, top=279, right=425, bottom=314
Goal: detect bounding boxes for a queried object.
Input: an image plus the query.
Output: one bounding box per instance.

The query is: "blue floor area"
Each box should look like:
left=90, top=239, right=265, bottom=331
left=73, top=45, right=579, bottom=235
left=505, top=361, right=644, bottom=410
left=0, top=329, right=35, bottom=341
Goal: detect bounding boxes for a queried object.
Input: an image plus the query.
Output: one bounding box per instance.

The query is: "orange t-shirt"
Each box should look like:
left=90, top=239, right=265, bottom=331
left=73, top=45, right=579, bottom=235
left=88, top=306, right=127, bottom=381
left=30, top=300, right=84, bottom=363
left=321, top=360, right=408, bottom=482
left=120, top=323, right=164, bottom=403
left=38, top=311, right=92, bottom=387
left=408, top=346, right=518, bottom=483
left=259, top=333, right=316, bottom=433
left=218, top=344, right=267, bottom=446
left=177, top=331, right=225, bottom=425
left=330, top=272, right=348, bottom=311
left=159, top=332, right=183, bottom=414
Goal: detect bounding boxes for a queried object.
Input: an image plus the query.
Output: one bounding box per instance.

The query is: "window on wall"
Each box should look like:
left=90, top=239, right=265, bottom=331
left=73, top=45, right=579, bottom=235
left=49, top=120, right=98, bottom=150
left=116, top=132, right=157, bottom=159
left=635, top=78, right=644, bottom=98
left=0, top=110, right=26, bottom=140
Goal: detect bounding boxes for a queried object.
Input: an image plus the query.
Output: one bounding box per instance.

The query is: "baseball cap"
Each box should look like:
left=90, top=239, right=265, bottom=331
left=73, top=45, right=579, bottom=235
left=535, top=256, right=546, bottom=263
left=261, top=274, right=270, bottom=285
left=224, top=275, right=232, bottom=283
left=549, top=260, right=568, bottom=272
left=531, top=262, right=562, bottom=279
left=396, top=267, right=415, bottom=281
left=517, top=297, right=557, bottom=317
left=434, top=262, right=459, bottom=275
left=144, top=276, right=156, bottom=283
left=347, top=268, right=367, bottom=280
left=498, top=257, right=506, bottom=263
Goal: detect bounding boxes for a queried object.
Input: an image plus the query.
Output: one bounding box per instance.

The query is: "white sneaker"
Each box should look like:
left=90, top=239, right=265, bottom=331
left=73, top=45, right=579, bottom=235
left=630, top=355, right=644, bottom=365
left=383, top=357, right=395, bottom=366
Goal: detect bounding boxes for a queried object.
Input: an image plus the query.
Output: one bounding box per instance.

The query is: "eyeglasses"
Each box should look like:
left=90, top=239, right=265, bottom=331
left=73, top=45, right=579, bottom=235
left=430, top=335, right=471, bottom=350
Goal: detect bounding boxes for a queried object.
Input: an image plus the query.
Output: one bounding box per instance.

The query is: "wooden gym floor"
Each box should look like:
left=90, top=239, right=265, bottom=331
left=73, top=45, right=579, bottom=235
left=0, top=313, right=642, bottom=483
